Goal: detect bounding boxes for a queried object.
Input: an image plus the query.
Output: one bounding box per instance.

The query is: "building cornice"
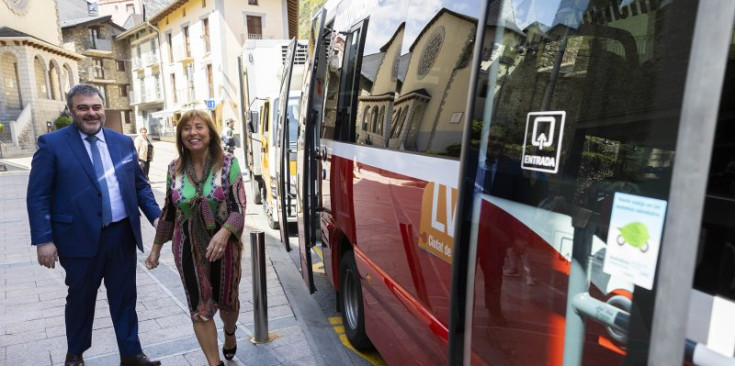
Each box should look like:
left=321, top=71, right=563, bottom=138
left=0, top=36, right=85, bottom=60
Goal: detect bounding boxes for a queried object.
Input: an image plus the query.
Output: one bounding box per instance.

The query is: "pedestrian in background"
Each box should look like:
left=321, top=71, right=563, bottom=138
left=145, top=110, right=246, bottom=366
left=221, top=118, right=236, bottom=153
left=134, top=127, right=154, bottom=180
left=26, top=84, right=162, bottom=366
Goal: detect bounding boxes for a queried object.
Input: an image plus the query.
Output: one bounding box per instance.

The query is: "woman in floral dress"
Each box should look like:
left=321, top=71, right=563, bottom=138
left=145, top=110, right=246, bottom=366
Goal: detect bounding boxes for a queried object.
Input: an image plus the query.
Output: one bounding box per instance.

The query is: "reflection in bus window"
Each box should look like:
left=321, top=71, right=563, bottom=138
left=321, top=29, right=344, bottom=141
left=690, top=25, right=735, bottom=343
left=468, top=0, right=698, bottom=364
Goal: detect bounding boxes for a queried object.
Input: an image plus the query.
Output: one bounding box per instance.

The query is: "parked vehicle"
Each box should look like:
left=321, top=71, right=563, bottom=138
left=244, top=101, right=263, bottom=205
left=252, top=90, right=301, bottom=230
left=288, top=0, right=735, bottom=365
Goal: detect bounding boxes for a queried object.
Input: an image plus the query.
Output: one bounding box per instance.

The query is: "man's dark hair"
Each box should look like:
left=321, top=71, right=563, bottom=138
left=66, top=84, right=105, bottom=110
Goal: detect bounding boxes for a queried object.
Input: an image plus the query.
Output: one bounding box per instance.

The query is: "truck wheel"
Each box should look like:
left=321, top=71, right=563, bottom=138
left=251, top=174, right=262, bottom=204
left=340, top=251, right=373, bottom=351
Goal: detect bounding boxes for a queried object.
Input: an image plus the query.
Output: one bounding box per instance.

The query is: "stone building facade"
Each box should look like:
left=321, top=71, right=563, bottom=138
left=61, top=16, right=135, bottom=133
left=116, top=22, right=165, bottom=136
left=0, top=0, right=83, bottom=157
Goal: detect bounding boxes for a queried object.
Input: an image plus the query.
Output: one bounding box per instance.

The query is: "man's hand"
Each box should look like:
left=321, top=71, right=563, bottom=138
left=36, top=243, right=58, bottom=269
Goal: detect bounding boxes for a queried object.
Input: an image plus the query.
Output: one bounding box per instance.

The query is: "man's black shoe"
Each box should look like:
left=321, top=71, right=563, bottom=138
left=120, top=353, right=161, bottom=366
left=65, top=352, right=84, bottom=366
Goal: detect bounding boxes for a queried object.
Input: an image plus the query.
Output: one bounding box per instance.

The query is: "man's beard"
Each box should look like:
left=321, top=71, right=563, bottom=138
left=75, top=117, right=104, bottom=135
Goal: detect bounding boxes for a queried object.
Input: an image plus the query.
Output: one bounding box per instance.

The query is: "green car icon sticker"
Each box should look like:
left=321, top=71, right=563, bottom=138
left=616, top=222, right=650, bottom=252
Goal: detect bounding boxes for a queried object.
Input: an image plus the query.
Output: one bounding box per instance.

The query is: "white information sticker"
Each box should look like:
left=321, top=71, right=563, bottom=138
left=603, top=192, right=668, bottom=290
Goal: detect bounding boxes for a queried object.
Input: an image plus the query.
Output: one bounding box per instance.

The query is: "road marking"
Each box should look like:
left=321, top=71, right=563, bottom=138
left=313, top=261, right=325, bottom=273
left=312, top=246, right=325, bottom=273
left=329, top=316, right=387, bottom=365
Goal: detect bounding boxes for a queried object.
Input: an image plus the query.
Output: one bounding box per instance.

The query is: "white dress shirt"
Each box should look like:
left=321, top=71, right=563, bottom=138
left=80, top=130, right=127, bottom=222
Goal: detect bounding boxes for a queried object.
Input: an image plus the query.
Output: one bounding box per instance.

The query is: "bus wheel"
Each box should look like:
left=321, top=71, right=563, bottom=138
left=251, top=174, right=262, bottom=204
left=340, top=251, right=373, bottom=351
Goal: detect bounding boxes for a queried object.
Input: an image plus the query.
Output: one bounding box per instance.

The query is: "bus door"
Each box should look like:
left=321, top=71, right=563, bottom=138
left=318, top=17, right=369, bottom=285
left=277, top=38, right=299, bottom=251
left=449, top=0, right=735, bottom=365
left=298, top=9, right=328, bottom=293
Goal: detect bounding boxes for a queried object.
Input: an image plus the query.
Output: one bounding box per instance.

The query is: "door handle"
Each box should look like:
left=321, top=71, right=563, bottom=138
left=314, top=146, right=327, bottom=161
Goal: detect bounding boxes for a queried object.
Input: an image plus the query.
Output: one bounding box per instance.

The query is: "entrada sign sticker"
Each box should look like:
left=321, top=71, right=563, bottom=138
left=521, top=111, right=566, bottom=174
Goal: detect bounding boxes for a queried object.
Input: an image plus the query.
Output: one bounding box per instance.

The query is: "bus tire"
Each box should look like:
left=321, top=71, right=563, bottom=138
left=251, top=174, right=262, bottom=204
left=339, top=251, right=373, bottom=351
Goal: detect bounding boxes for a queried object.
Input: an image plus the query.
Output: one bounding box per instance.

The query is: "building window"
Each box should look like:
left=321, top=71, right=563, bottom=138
left=154, top=74, right=161, bottom=99
left=126, top=4, right=134, bottom=13
left=88, top=27, right=101, bottom=49
left=93, top=58, right=104, bottom=79
left=246, top=15, right=262, bottom=39
left=167, top=33, right=173, bottom=63
left=207, top=64, right=213, bottom=99
left=202, top=0, right=206, bottom=7
left=183, top=26, right=190, bottom=57
left=120, top=84, right=129, bottom=97
left=99, top=86, right=108, bottom=106
left=202, top=18, right=211, bottom=53
left=117, top=60, right=125, bottom=71
left=170, top=73, right=177, bottom=103
left=249, top=0, right=258, bottom=4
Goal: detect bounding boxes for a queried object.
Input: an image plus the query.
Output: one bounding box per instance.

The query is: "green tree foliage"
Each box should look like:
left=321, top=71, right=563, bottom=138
left=54, top=114, right=72, bottom=130
left=298, top=0, right=328, bottom=39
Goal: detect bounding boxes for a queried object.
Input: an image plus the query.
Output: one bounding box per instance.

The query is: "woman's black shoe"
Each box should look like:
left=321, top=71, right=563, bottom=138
left=222, top=325, right=237, bottom=360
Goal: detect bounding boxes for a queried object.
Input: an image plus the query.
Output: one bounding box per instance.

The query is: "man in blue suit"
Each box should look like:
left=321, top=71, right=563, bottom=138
left=27, top=84, right=162, bottom=366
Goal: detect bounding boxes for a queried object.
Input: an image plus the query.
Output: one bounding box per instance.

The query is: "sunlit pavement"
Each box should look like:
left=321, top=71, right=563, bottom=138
left=0, top=140, right=361, bottom=365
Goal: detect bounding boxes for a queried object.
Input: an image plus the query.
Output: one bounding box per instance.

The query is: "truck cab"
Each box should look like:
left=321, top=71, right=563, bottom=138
left=256, top=92, right=300, bottom=229
left=245, top=103, right=263, bottom=204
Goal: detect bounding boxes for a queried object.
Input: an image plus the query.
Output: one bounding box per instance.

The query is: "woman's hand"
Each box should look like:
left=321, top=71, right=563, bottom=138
left=145, top=244, right=163, bottom=269
left=206, top=228, right=232, bottom=262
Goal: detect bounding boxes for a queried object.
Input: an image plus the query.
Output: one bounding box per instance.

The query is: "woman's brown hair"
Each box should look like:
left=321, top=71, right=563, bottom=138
left=175, top=110, right=224, bottom=174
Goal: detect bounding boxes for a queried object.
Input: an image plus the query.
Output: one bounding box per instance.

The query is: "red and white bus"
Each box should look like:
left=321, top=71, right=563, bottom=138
left=284, top=0, right=735, bottom=364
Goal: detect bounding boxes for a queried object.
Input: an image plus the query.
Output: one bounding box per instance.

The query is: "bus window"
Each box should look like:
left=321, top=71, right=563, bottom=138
left=321, top=27, right=344, bottom=141
left=688, top=24, right=735, bottom=358
left=463, top=0, right=698, bottom=364
left=387, top=0, right=477, bottom=158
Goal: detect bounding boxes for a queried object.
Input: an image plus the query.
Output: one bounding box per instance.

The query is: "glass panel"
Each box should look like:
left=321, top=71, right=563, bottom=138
left=465, top=0, right=698, bottom=364
left=687, top=20, right=735, bottom=357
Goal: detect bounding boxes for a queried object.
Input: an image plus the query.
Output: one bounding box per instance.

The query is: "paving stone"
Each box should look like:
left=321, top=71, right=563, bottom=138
left=5, top=317, right=44, bottom=334
left=0, top=150, right=336, bottom=366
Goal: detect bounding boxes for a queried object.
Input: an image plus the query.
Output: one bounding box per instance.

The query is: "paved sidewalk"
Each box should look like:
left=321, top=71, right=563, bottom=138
left=0, top=140, right=343, bottom=366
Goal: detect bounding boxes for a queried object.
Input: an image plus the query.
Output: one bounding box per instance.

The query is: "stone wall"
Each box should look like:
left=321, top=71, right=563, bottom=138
left=63, top=24, right=132, bottom=112
left=32, top=99, right=67, bottom=139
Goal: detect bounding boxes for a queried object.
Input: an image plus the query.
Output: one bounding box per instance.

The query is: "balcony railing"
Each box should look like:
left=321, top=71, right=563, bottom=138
left=130, top=90, right=163, bottom=104
left=143, top=53, right=159, bottom=66
left=174, top=49, right=194, bottom=63
left=86, top=66, right=105, bottom=80
left=85, top=37, right=112, bottom=52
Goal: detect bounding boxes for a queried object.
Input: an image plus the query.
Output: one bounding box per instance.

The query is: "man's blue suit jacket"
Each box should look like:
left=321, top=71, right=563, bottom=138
left=27, top=125, right=161, bottom=257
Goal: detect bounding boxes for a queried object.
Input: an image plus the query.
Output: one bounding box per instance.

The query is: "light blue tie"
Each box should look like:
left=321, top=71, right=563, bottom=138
left=86, top=135, right=112, bottom=226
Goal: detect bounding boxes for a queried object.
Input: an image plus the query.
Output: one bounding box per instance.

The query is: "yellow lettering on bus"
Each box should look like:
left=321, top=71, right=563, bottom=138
left=419, top=182, right=457, bottom=263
